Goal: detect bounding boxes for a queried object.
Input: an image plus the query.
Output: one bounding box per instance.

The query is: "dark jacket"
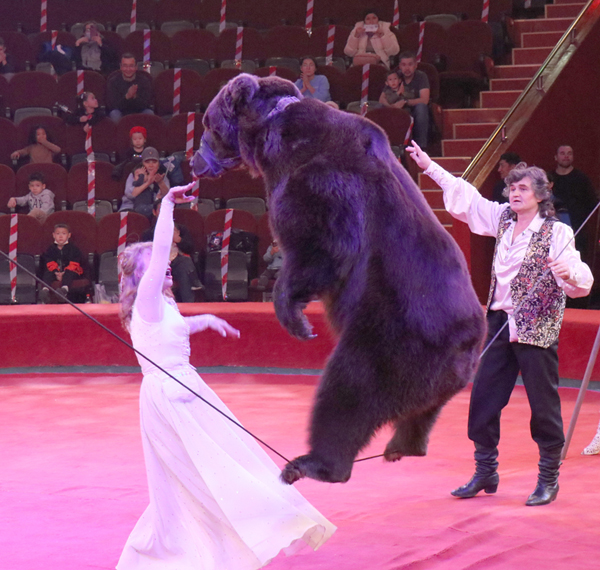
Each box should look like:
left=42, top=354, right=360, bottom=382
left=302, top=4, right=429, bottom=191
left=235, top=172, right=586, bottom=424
left=41, top=242, right=85, bottom=277
left=106, top=72, right=153, bottom=114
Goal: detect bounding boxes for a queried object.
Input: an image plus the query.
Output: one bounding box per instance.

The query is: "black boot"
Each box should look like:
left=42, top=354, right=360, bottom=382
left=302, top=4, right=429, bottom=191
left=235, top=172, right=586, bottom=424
left=526, top=447, right=562, bottom=506
left=451, top=444, right=499, bottom=498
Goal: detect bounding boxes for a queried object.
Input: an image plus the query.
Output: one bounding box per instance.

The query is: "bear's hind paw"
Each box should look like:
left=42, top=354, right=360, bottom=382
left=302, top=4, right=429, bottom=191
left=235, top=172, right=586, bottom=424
left=383, top=449, right=405, bottom=462
left=280, top=461, right=306, bottom=485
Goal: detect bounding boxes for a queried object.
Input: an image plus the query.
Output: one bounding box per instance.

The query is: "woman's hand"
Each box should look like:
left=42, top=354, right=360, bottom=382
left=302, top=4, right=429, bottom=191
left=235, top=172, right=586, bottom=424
left=406, top=140, right=432, bottom=170
left=548, top=257, right=571, bottom=280
left=164, top=182, right=196, bottom=204
left=355, top=24, right=366, bottom=37
left=186, top=314, right=241, bottom=337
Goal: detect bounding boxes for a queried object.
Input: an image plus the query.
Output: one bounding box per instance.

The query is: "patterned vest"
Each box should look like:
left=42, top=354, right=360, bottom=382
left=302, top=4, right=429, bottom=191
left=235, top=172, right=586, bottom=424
left=486, top=209, right=566, bottom=348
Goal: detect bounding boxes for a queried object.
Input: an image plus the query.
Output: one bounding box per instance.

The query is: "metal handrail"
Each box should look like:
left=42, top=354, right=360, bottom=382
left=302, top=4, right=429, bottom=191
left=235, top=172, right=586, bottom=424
left=462, top=0, right=599, bottom=181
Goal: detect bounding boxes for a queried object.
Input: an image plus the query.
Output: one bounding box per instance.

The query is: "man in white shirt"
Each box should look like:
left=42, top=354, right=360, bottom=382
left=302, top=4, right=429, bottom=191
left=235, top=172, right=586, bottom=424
left=408, top=141, right=593, bottom=506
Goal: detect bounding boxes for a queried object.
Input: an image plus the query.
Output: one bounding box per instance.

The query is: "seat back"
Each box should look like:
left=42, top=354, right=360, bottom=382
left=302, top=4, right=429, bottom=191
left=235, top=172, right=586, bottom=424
left=63, top=118, right=117, bottom=161
left=0, top=32, right=33, bottom=72
left=225, top=198, right=266, bottom=220
left=310, top=25, right=353, bottom=59
left=72, top=200, right=114, bottom=220
left=200, top=68, right=241, bottom=110
left=339, top=65, right=388, bottom=107
left=13, top=108, right=53, bottom=126
left=265, top=26, right=311, bottom=59
left=160, top=20, right=195, bottom=37
left=123, top=30, right=171, bottom=64
left=221, top=168, right=267, bottom=200
left=264, top=57, right=301, bottom=76
left=153, top=69, right=204, bottom=116
left=365, top=107, right=413, bottom=147
left=216, top=27, right=265, bottom=63
left=96, top=211, right=150, bottom=253
left=0, top=119, right=18, bottom=168
left=0, top=165, right=16, bottom=214
left=57, top=70, right=107, bottom=110
left=68, top=161, right=123, bottom=207
left=165, top=112, right=204, bottom=155
left=171, top=29, right=218, bottom=62
left=0, top=213, right=44, bottom=255
left=400, top=22, right=448, bottom=67
left=445, top=21, right=493, bottom=73
left=254, top=66, right=298, bottom=82
left=204, top=250, right=248, bottom=301
left=0, top=255, right=37, bottom=304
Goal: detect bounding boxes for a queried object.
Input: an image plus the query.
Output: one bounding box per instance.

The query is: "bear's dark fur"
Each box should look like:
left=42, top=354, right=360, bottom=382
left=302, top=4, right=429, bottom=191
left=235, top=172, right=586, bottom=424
left=194, top=74, right=486, bottom=485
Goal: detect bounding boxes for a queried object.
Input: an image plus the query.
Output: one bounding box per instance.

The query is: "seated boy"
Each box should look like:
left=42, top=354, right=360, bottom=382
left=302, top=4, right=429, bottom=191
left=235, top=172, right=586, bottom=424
left=257, top=239, right=283, bottom=291
left=40, top=224, right=85, bottom=303
left=7, top=172, right=55, bottom=223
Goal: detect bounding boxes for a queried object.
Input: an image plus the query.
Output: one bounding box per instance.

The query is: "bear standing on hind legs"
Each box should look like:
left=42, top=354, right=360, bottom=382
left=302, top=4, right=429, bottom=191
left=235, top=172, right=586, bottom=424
left=192, top=73, right=486, bottom=485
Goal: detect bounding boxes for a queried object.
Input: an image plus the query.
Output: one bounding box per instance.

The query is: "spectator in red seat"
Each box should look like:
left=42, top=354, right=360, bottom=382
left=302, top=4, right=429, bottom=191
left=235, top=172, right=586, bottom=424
left=256, top=238, right=283, bottom=291
left=11, top=125, right=61, bottom=164
left=64, top=91, right=106, bottom=132
left=344, top=9, right=399, bottom=69
left=379, top=69, right=405, bottom=108
left=7, top=171, right=55, bottom=223
left=39, top=223, right=85, bottom=303
left=0, top=37, right=16, bottom=75
left=107, top=53, right=154, bottom=123
left=112, top=126, right=147, bottom=180
left=74, top=21, right=118, bottom=75
left=295, top=57, right=332, bottom=103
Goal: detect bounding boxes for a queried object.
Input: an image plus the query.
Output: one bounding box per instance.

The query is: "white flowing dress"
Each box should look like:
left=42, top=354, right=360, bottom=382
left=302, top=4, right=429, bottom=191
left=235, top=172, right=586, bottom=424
left=117, top=297, right=336, bottom=570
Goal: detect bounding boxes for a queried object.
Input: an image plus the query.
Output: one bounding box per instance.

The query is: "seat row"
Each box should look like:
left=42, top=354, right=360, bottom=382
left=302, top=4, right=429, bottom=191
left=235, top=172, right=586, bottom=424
left=0, top=0, right=512, bottom=33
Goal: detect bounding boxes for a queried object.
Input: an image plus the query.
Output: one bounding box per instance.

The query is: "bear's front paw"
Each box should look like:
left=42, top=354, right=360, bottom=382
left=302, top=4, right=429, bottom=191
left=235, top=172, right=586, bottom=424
left=274, top=297, right=316, bottom=340
left=280, top=460, right=306, bottom=485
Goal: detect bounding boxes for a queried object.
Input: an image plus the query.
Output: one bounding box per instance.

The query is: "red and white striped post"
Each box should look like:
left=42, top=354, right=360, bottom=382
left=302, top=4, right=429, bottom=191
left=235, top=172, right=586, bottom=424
left=416, top=21, right=425, bottom=63
left=269, top=66, right=276, bottom=76
left=87, top=161, right=96, bottom=217
left=130, top=0, right=137, bottom=33
left=221, top=209, right=233, bottom=300
left=392, top=0, right=400, bottom=28
left=235, top=26, right=243, bottom=67
left=326, top=25, right=335, bottom=66
left=143, top=29, right=151, bottom=65
left=50, top=30, right=58, bottom=76
left=186, top=112, right=194, bottom=160
left=40, top=0, right=47, bottom=32
left=404, top=116, right=415, bottom=146
left=219, top=0, right=227, bottom=34
left=305, top=0, right=314, bottom=36
left=481, top=0, right=490, bottom=23
left=173, top=68, right=181, bottom=115
left=85, top=126, right=94, bottom=162
left=9, top=214, right=17, bottom=302
left=117, top=212, right=128, bottom=277
left=191, top=179, right=199, bottom=200
left=76, top=69, right=84, bottom=96
left=360, top=63, right=370, bottom=116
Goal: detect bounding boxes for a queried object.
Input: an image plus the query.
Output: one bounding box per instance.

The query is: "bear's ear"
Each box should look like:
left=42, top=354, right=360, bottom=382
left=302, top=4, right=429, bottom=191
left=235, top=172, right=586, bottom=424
left=224, top=74, right=260, bottom=112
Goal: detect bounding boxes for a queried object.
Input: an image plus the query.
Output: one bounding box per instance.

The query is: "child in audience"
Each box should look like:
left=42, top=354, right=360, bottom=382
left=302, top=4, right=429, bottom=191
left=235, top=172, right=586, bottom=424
left=64, top=91, right=106, bottom=131
left=112, top=126, right=147, bottom=180
left=379, top=69, right=405, bottom=107
left=7, top=171, right=55, bottom=223
left=40, top=223, right=85, bottom=303
left=257, top=239, right=283, bottom=290
left=11, top=125, right=61, bottom=164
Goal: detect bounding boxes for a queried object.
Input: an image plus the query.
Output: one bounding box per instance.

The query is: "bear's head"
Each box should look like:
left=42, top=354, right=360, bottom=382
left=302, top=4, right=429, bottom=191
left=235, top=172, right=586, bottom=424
left=191, top=73, right=301, bottom=177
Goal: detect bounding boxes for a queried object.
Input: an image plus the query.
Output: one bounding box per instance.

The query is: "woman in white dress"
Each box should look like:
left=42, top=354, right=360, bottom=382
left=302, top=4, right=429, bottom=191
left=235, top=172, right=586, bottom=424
left=116, top=183, right=336, bottom=569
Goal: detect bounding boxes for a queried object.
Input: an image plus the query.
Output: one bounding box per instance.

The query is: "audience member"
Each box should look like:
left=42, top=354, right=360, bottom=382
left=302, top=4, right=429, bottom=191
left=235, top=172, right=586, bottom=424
left=112, top=126, right=147, bottom=180
left=492, top=152, right=521, bottom=203
left=0, top=37, right=16, bottom=75
left=120, top=147, right=169, bottom=218
left=141, top=199, right=204, bottom=302
left=107, top=53, right=154, bottom=123
left=64, top=91, right=106, bottom=131
left=11, top=125, right=61, bottom=164
left=257, top=239, right=283, bottom=291
left=74, top=21, right=118, bottom=74
left=379, top=69, right=404, bottom=107
left=38, top=37, right=74, bottom=76
left=550, top=144, right=598, bottom=259
left=7, top=171, right=55, bottom=223
left=39, top=223, right=85, bottom=303
left=344, top=9, right=399, bottom=69
left=295, top=57, right=332, bottom=103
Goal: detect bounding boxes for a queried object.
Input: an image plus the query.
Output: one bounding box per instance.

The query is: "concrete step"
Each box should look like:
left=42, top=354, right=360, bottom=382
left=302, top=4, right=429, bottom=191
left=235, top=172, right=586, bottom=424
left=512, top=46, right=553, bottom=65
left=442, top=138, right=487, bottom=157
left=494, top=64, right=540, bottom=79
left=490, top=77, right=531, bottom=91
left=545, top=3, right=585, bottom=18
left=443, top=108, right=508, bottom=137
left=511, top=18, right=572, bottom=44
left=453, top=122, right=497, bottom=139
left=433, top=157, right=471, bottom=173
left=521, top=30, right=565, bottom=48
left=480, top=90, right=521, bottom=109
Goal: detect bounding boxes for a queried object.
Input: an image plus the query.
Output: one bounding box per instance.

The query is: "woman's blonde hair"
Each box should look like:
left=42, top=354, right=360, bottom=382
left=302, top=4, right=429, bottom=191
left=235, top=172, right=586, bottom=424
left=118, top=241, right=153, bottom=330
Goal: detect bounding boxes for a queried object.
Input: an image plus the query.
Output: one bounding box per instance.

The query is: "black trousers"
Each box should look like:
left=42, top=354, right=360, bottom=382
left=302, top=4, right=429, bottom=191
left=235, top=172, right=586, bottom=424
left=468, top=311, right=565, bottom=454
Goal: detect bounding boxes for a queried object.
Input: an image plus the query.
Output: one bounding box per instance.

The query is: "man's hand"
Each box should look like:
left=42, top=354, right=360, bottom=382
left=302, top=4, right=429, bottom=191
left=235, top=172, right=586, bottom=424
left=125, top=84, right=138, bottom=100
left=7, top=197, right=16, bottom=208
left=548, top=257, right=571, bottom=280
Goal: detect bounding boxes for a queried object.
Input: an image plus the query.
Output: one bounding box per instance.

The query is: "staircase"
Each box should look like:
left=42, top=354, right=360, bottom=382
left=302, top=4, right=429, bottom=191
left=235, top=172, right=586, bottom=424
left=420, top=0, right=586, bottom=228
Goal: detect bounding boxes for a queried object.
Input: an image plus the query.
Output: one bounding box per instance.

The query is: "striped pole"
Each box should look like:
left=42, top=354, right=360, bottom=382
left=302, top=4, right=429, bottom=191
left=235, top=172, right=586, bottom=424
left=404, top=116, right=415, bottom=146
left=85, top=126, right=94, bottom=162
left=221, top=209, right=233, bottom=300
left=191, top=179, right=199, bottom=199
left=186, top=112, right=194, bottom=160
left=117, top=212, right=128, bottom=277
left=87, top=161, right=96, bottom=217
left=9, top=214, right=17, bottom=302
left=40, top=0, right=47, bottom=32
left=269, top=66, right=276, bottom=76
left=360, top=63, right=370, bottom=116
left=326, top=25, right=335, bottom=66
left=235, top=26, right=243, bottom=66
left=392, top=0, right=400, bottom=28
left=130, top=0, right=137, bottom=33
left=143, top=29, right=151, bottom=64
left=220, top=0, right=227, bottom=34
left=481, top=0, right=490, bottom=23
left=416, top=21, right=425, bottom=63
left=173, top=68, right=181, bottom=115
left=76, top=69, right=84, bottom=96
left=50, top=30, right=58, bottom=76
left=305, top=0, right=314, bottom=36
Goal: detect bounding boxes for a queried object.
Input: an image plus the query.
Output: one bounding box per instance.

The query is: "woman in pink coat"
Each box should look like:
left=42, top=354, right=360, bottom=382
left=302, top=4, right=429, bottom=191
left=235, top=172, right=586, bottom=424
left=344, top=10, right=400, bottom=69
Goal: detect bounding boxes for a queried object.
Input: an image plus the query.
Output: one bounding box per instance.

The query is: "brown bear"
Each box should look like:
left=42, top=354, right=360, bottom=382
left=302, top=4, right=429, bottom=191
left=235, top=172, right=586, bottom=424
left=192, top=74, right=486, bottom=485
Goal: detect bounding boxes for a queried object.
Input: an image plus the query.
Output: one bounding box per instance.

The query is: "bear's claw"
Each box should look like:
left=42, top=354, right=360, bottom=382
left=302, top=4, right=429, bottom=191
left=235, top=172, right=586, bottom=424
left=280, top=461, right=306, bottom=485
